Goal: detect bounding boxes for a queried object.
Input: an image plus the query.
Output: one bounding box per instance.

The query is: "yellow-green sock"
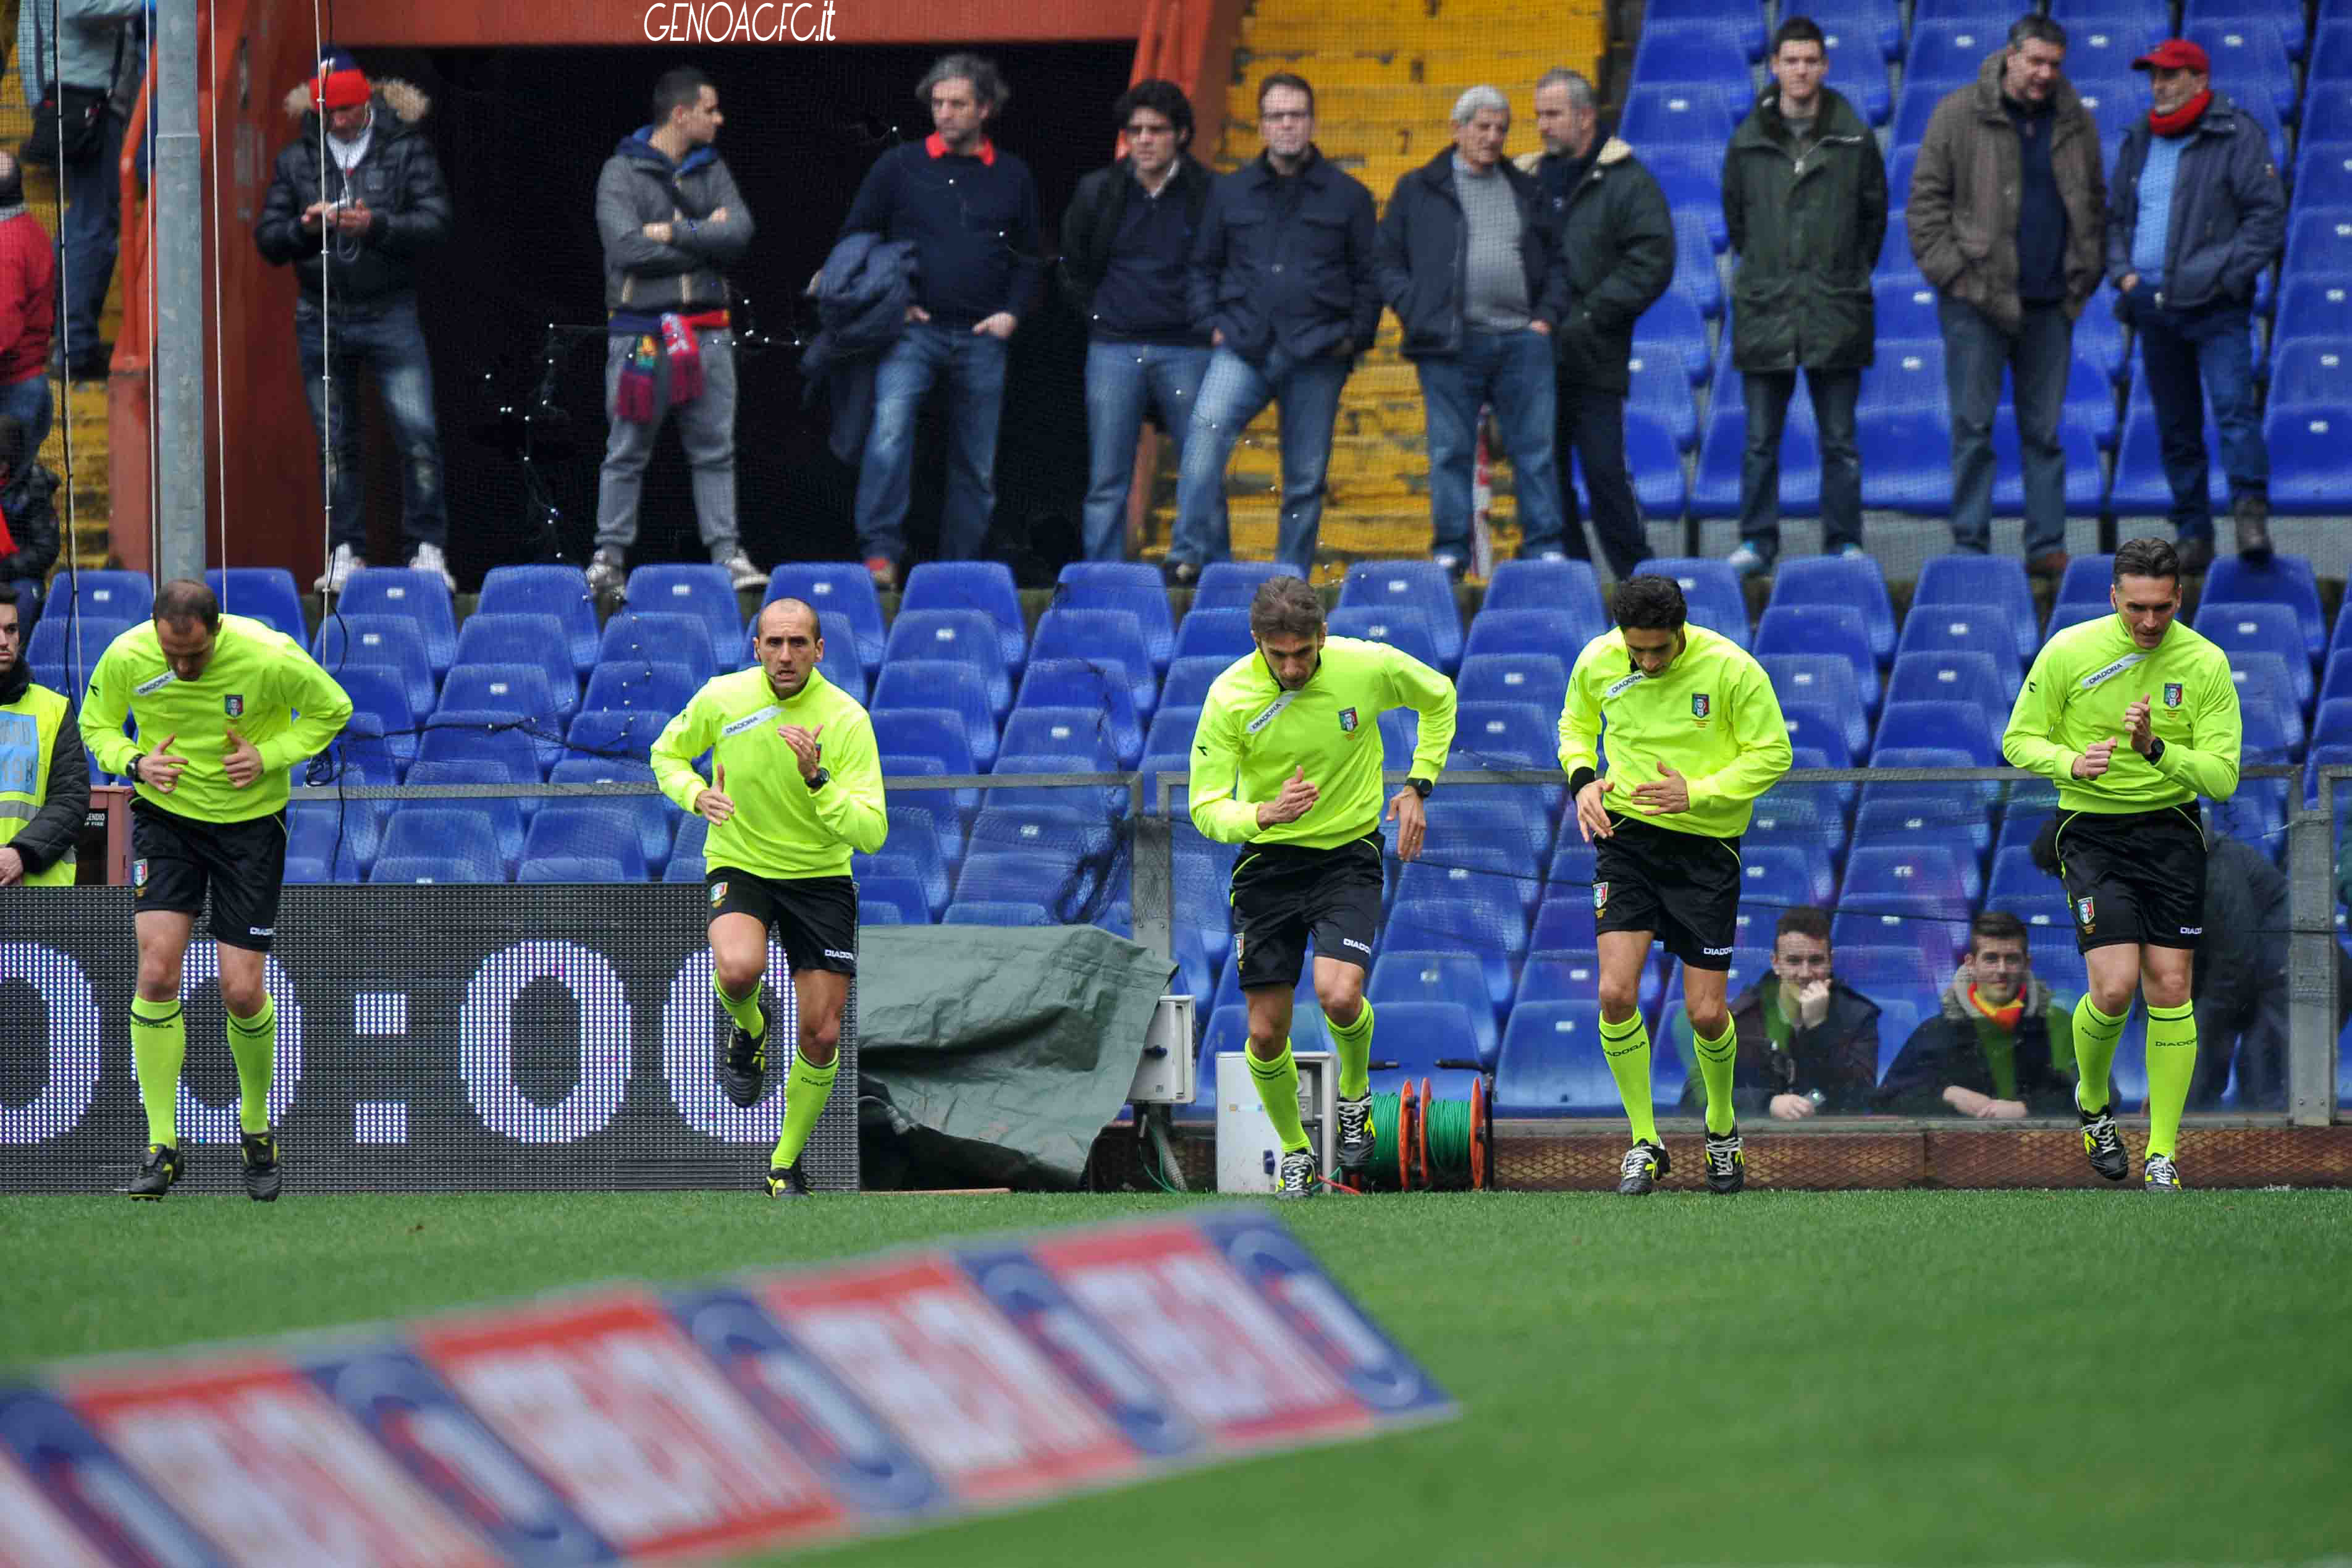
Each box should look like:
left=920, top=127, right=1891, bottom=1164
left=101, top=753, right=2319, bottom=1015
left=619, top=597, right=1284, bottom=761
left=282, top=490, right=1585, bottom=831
left=769, top=1048, right=838, bottom=1171
left=130, top=996, right=185, bottom=1149
left=715, top=974, right=766, bottom=1039
left=1598, top=1013, right=1659, bottom=1145
left=226, top=995, right=276, bottom=1136
left=2072, top=995, right=2128, bottom=1114
left=1326, top=999, right=1374, bottom=1100
left=1694, top=1016, right=1739, bottom=1136
left=2143, top=1001, right=2198, bottom=1159
left=1247, top=1037, right=1313, bottom=1155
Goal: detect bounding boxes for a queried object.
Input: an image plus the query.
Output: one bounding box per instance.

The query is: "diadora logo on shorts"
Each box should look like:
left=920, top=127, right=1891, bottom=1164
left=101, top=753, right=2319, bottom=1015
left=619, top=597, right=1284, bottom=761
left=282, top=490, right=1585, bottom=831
left=2180, top=926, right=2202, bottom=936
left=709, top=881, right=728, bottom=907
left=1701, top=946, right=1734, bottom=957
left=823, top=949, right=856, bottom=961
left=1341, top=938, right=1370, bottom=954
left=2164, top=683, right=2183, bottom=708
left=250, top=926, right=274, bottom=937
left=1338, top=706, right=1359, bottom=733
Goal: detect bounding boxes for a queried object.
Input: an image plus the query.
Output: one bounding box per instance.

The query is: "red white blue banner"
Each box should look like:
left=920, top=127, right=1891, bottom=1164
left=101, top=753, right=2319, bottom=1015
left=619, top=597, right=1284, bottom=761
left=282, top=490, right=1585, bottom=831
left=0, top=1210, right=1456, bottom=1564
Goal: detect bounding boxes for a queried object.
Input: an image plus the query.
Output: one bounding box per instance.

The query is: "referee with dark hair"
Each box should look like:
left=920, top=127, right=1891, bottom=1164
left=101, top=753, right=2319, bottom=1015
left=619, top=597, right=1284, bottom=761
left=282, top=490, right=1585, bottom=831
left=1189, top=575, right=1456, bottom=1197
left=78, top=579, right=353, bottom=1200
left=1559, top=574, right=1790, bottom=1195
left=2004, top=536, right=2240, bottom=1191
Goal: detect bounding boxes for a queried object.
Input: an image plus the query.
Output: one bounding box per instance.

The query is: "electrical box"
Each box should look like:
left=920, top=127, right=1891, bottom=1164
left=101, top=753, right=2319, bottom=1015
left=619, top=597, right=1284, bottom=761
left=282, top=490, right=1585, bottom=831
left=1129, top=995, right=1197, bottom=1104
left=1215, top=1049, right=1334, bottom=1193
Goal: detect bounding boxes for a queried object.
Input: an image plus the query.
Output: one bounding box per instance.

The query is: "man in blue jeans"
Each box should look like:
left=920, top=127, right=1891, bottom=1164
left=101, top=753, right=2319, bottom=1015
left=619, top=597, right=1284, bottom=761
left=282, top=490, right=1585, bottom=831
left=1058, top=79, right=1221, bottom=563
left=1168, top=73, right=1378, bottom=583
left=840, top=54, right=1041, bottom=591
left=1376, top=85, right=1566, bottom=579
left=2107, top=38, right=2285, bottom=572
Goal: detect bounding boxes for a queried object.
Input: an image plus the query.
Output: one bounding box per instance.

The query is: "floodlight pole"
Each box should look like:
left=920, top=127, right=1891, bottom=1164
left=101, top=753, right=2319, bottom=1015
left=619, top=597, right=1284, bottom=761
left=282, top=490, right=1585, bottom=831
left=153, top=0, right=206, bottom=584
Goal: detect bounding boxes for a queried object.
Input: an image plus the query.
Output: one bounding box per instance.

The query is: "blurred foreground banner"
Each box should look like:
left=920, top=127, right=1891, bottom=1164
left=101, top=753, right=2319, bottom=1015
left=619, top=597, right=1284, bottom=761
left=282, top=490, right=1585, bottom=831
left=0, top=1210, right=1456, bottom=1565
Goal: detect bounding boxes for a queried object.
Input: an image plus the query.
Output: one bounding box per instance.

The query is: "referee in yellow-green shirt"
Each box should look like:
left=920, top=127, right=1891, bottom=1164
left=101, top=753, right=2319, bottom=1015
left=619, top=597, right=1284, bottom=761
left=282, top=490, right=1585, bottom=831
left=1189, top=575, right=1457, bottom=1199
left=651, top=597, right=887, bottom=1198
left=1558, top=574, right=1791, bottom=1196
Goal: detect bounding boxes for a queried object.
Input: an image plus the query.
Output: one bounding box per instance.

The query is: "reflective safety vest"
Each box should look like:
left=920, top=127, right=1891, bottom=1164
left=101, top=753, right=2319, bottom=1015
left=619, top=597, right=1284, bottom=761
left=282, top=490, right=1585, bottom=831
left=0, top=681, right=75, bottom=885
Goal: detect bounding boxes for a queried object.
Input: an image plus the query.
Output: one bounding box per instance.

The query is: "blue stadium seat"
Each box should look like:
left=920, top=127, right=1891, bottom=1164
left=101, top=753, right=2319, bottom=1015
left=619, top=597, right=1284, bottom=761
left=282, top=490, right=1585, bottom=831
left=335, top=568, right=457, bottom=673
left=1328, top=604, right=1444, bottom=674
left=312, top=617, right=434, bottom=717
left=438, top=663, right=565, bottom=729
left=56, top=568, right=152, bottom=624
left=969, top=801, right=1113, bottom=880
left=2265, top=406, right=2352, bottom=516
left=1191, top=560, right=1302, bottom=612
left=1630, top=14, right=1758, bottom=78
left=1369, top=952, right=1503, bottom=1067
left=1522, top=947, right=1671, bottom=1019
left=1912, top=555, right=2039, bottom=665
left=1141, top=705, right=1199, bottom=775
left=1894, top=603, right=2023, bottom=685
left=1627, top=347, right=1701, bottom=450
left=1054, top=562, right=1174, bottom=674
left=2109, top=400, right=2232, bottom=515
left=1766, top=555, right=1895, bottom=668
left=452, top=613, right=578, bottom=717
left=765, top=563, right=885, bottom=671
left=1451, top=700, right=1559, bottom=778
left=955, top=850, right=1085, bottom=921
left=943, top=900, right=1056, bottom=927
left=872, top=706, right=975, bottom=777
left=1692, top=371, right=1820, bottom=518
left=876, top=809, right=953, bottom=904
left=1627, top=290, right=1713, bottom=386
left=546, top=759, right=672, bottom=873
left=1355, top=1000, right=1485, bottom=1098
left=1390, top=896, right=1528, bottom=1011
left=1788, top=0, right=1903, bottom=61
left=1014, top=657, right=1144, bottom=769
left=1873, top=699, right=1999, bottom=765
left=565, top=706, right=674, bottom=765
left=332, top=666, right=418, bottom=772
left=1618, top=81, right=1740, bottom=149
left=884, top=609, right=1013, bottom=717
left=2184, top=18, right=2296, bottom=122
left=1992, top=418, right=2105, bottom=516
left=2264, top=342, right=2349, bottom=417
left=1857, top=405, right=1955, bottom=512
left=1160, top=654, right=1229, bottom=713
left=1886, top=650, right=2007, bottom=719
left=206, top=568, right=306, bottom=643
left=2212, top=776, right=2288, bottom=864
left=1740, top=843, right=1836, bottom=908
left=2322, top=649, right=2352, bottom=706
left=1862, top=746, right=1998, bottom=817
left=626, top=564, right=744, bottom=673
left=1528, top=895, right=1597, bottom=956
left=581, top=660, right=696, bottom=717
left=518, top=853, right=641, bottom=883
left=903, top=561, right=1026, bottom=677
left=1001, top=706, right=1121, bottom=770
left=989, top=751, right=1127, bottom=819
left=2204, top=557, right=2324, bottom=661
left=1831, top=900, right=1970, bottom=966
left=2274, top=279, right=2352, bottom=349
left=828, top=608, right=882, bottom=699
left=599, top=611, right=717, bottom=687
left=1172, top=607, right=1254, bottom=664
left=1760, top=653, right=1873, bottom=750
left=1029, top=608, right=1156, bottom=719
left=1852, top=786, right=1993, bottom=860
left=415, top=712, right=544, bottom=784
left=859, top=874, right=932, bottom=925
left=1747, top=786, right=1848, bottom=862
left=1457, top=652, right=1568, bottom=715
left=2310, top=744, right=2352, bottom=809
left=2237, top=691, right=2296, bottom=762
left=521, top=804, right=647, bottom=881
left=2051, top=555, right=2117, bottom=620
left=873, top=659, right=999, bottom=772
left=1857, top=334, right=1944, bottom=411
left=1831, top=942, right=1948, bottom=997
left=1670, top=207, right=1723, bottom=318
left=478, top=565, right=599, bottom=677
left=857, top=851, right=943, bottom=922
left=287, top=800, right=379, bottom=881
left=1460, top=608, right=1594, bottom=670
left=1632, top=557, right=1749, bottom=646
left=1986, top=845, right=2055, bottom=906
left=2284, top=208, right=2352, bottom=284
left=1340, top=560, right=1464, bottom=672
left=1452, top=795, right=1556, bottom=866
left=1494, top=1001, right=1621, bottom=1115
left=1902, top=23, right=1999, bottom=96
left=1872, top=276, right=1943, bottom=341
left=2311, top=699, right=2352, bottom=756
left=882, top=754, right=975, bottom=838
left=2231, top=652, right=2303, bottom=740
left=1397, top=851, right=1540, bottom=920
left=374, top=807, right=505, bottom=883
left=1754, top=604, right=1875, bottom=697
left=2194, top=602, right=2312, bottom=709
left=1779, top=701, right=1857, bottom=768
left=1873, top=203, right=1920, bottom=277
left=1622, top=404, right=1693, bottom=519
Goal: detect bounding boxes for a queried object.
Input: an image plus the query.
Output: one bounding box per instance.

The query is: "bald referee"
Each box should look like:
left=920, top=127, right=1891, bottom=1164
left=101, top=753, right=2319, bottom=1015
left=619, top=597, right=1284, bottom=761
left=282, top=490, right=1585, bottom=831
left=2004, top=537, right=2240, bottom=1191
left=79, top=580, right=353, bottom=1200
left=1189, top=576, right=1457, bottom=1198
left=652, top=597, right=886, bottom=1197
left=1559, top=575, right=1790, bottom=1195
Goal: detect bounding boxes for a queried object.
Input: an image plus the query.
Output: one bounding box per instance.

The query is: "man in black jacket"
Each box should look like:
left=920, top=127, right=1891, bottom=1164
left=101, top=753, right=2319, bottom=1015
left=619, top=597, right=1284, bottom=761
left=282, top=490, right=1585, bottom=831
left=255, top=53, right=454, bottom=594
left=1058, top=79, right=1222, bottom=564
left=1166, top=73, right=1378, bottom=581
left=1377, top=86, right=1568, bottom=580
left=1682, top=905, right=1881, bottom=1119
left=0, top=582, right=89, bottom=887
left=1878, top=912, right=2080, bottom=1117
left=2108, top=39, right=2287, bottom=571
left=1516, top=69, right=1674, bottom=580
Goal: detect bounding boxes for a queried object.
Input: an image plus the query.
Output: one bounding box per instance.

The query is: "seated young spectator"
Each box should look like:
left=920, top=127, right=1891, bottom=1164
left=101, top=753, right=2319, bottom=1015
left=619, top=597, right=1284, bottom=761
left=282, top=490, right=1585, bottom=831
left=1681, top=905, right=1881, bottom=1119
left=1878, top=911, right=2077, bottom=1118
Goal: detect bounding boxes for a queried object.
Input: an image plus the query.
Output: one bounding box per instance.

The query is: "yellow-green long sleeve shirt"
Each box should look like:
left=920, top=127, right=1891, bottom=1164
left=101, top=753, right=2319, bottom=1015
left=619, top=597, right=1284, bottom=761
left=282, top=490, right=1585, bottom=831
left=79, top=615, right=353, bottom=822
left=1188, top=636, right=1457, bottom=848
left=651, top=667, right=887, bottom=877
left=2003, top=613, right=2240, bottom=811
left=1557, top=623, right=1791, bottom=838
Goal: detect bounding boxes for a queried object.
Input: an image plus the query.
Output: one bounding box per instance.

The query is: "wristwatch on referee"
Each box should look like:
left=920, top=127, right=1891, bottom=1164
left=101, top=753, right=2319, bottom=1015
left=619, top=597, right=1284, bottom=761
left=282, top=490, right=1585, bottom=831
left=2144, top=738, right=2165, bottom=767
left=127, top=753, right=145, bottom=783
left=1406, top=776, right=1434, bottom=799
left=805, top=767, right=831, bottom=792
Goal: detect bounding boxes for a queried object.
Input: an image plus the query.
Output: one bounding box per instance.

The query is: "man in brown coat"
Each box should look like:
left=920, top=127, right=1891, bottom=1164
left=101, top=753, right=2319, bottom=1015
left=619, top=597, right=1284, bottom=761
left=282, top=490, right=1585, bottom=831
left=1908, top=15, right=2105, bottom=580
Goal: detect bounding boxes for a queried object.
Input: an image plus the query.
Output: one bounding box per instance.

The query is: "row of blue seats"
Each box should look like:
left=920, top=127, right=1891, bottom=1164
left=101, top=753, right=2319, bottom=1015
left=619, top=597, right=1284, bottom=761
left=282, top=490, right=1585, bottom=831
left=1634, top=0, right=2326, bottom=72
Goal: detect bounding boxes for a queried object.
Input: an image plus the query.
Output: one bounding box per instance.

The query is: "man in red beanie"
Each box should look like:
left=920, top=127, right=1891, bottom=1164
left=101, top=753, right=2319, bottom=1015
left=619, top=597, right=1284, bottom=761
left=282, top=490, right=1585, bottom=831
left=2107, top=38, right=2285, bottom=572
left=255, top=49, right=455, bottom=593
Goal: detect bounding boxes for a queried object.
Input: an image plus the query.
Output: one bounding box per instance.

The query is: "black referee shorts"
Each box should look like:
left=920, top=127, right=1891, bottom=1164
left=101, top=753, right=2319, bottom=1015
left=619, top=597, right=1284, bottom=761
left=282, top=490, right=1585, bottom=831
left=131, top=799, right=288, bottom=953
left=2054, top=804, right=2207, bottom=953
left=1229, top=835, right=1385, bottom=992
left=1592, top=813, right=1743, bottom=969
left=705, top=868, right=859, bottom=974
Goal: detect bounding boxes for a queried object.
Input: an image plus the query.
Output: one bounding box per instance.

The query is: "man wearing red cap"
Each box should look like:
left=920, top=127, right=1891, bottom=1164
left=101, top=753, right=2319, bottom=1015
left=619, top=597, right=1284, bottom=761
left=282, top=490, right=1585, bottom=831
left=255, top=50, right=455, bottom=593
left=2107, top=38, right=2285, bottom=573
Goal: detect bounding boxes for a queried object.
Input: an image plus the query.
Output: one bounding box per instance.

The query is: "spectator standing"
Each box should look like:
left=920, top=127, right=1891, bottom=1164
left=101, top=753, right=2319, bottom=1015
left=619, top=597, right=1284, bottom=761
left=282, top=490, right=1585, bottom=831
left=1376, top=85, right=1567, bottom=581
left=840, top=54, right=1041, bottom=591
left=1515, top=69, right=1673, bottom=581
left=0, top=153, right=55, bottom=465
left=1878, top=913, right=2080, bottom=1117
left=20, top=0, right=141, bottom=382
left=1721, top=19, right=1887, bottom=579
left=1058, top=79, right=1221, bottom=564
left=1165, top=73, right=1378, bottom=584
left=586, top=66, right=761, bottom=602
left=256, top=51, right=456, bottom=593
left=1687, top=905, right=1882, bottom=1120
left=1909, top=16, right=2105, bottom=580
left=2107, top=39, right=2286, bottom=573
left=0, top=416, right=61, bottom=589
left=0, top=581, right=88, bottom=887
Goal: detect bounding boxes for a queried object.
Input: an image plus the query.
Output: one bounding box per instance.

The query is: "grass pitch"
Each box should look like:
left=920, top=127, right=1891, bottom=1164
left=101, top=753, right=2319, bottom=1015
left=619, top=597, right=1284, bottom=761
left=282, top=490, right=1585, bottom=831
left=4, top=1188, right=2348, bottom=1567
